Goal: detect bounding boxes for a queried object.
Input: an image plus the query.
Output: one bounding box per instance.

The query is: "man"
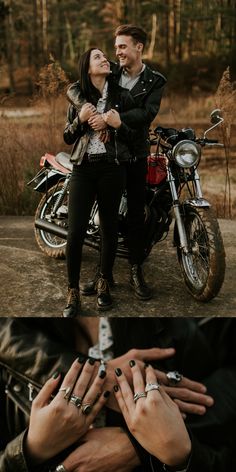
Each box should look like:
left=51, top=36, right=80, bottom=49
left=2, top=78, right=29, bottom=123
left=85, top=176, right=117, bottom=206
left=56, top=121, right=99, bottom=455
left=82, top=25, right=166, bottom=300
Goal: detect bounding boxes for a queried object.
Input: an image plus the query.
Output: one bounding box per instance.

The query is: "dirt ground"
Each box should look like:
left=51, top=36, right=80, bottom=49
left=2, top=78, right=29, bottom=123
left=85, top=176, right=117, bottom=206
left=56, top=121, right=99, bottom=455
left=0, top=216, right=235, bottom=317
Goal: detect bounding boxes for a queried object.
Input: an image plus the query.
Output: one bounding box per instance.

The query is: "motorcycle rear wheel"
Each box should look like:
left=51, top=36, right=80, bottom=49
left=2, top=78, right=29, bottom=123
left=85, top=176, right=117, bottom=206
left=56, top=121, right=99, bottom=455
left=177, top=206, right=225, bottom=301
left=34, top=183, right=67, bottom=259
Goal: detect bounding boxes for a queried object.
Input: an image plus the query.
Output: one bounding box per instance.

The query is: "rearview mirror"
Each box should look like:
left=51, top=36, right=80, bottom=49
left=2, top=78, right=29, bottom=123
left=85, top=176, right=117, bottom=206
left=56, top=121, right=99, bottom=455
left=210, top=109, right=223, bottom=124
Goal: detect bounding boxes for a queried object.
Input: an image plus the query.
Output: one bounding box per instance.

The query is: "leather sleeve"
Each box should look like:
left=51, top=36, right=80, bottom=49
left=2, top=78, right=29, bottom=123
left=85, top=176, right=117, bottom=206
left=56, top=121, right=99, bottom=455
left=120, top=76, right=166, bottom=128
left=0, top=319, right=81, bottom=385
left=0, top=430, right=29, bottom=472
left=63, top=104, right=86, bottom=145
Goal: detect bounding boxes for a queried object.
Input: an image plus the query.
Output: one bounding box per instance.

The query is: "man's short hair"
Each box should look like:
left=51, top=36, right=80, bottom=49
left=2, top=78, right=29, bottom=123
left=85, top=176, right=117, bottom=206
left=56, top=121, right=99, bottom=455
left=115, top=24, right=147, bottom=48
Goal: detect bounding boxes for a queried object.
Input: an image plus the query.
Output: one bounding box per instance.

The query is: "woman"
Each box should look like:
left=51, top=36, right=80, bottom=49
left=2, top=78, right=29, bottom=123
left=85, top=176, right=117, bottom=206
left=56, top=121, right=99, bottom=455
left=63, top=47, right=135, bottom=316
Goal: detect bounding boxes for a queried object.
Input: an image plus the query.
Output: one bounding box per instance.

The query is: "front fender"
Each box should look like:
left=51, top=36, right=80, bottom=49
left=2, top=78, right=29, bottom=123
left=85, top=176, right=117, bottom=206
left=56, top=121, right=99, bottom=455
left=183, top=197, right=211, bottom=208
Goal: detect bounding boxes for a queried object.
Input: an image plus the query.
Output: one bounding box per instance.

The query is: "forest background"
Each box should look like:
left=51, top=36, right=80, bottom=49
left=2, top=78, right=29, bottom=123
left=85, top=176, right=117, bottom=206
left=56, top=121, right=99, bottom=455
left=0, top=0, right=236, bottom=217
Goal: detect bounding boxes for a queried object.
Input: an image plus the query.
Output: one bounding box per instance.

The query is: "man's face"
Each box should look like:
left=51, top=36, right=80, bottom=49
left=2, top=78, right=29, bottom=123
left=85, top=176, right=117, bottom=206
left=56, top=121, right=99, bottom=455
left=114, top=35, right=143, bottom=69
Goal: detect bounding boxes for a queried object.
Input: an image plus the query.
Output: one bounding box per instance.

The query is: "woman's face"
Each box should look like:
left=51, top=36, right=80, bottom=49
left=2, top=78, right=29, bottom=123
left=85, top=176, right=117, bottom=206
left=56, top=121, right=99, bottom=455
left=88, top=49, right=110, bottom=77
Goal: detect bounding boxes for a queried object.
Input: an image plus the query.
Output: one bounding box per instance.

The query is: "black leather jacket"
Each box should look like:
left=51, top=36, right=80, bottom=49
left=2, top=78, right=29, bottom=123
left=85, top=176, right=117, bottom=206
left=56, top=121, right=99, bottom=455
left=0, top=318, right=236, bottom=472
left=64, top=77, right=137, bottom=164
left=111, top=62, right=166, bottom=160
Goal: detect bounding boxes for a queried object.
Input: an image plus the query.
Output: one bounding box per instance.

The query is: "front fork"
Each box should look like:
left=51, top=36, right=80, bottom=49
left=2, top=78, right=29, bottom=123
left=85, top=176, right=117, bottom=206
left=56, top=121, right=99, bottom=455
left=168, top=166, right=210, bottom=252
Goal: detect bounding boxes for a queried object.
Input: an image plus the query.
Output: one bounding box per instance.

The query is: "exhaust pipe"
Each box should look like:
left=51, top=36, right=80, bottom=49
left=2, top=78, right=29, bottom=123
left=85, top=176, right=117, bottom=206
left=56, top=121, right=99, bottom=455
left=35, top=218, right=68, bottom=239
left=35, top=218, right=129, bottom=258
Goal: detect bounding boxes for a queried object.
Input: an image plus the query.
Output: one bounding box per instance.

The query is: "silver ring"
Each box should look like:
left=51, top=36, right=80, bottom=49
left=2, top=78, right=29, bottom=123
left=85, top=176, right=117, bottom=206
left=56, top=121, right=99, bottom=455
left=133, top=392, right=147, bottom=403
left=56, top=465, right=67, bottom=472
left=166, top=371, right=183, bottom=385
left=59, top=386, right=73, bottom=399
left=69, top=394, right=83, bottom=408
left=81, top=403, right=92, bottom=415
left=145, top=382, right=160, bottom=393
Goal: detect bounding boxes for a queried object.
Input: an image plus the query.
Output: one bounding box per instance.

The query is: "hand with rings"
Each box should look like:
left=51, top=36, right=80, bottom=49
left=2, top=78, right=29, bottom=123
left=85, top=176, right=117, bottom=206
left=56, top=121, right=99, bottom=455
left=24, top=357, right=110, bottom=466
left=114, top=361, right=191, bottom=469
left=79, top=102, right=97, bottom=123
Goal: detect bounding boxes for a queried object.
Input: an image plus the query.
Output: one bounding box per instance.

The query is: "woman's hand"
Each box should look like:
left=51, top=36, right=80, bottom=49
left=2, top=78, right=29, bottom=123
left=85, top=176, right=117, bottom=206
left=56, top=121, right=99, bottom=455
left=103, top=109, right=121, bottom=128
left=25, top=358, right=109, bottom=465
left=114, top=362, right=192, bottom=468
left=79, top=103, right=97, bottom=123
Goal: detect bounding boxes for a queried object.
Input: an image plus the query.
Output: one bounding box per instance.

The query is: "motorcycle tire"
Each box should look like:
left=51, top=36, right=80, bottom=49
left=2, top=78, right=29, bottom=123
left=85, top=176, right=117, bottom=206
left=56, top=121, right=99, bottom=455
left=34, top=183, right=67, bottom=259
left=176, top=206, right=225, bottom=302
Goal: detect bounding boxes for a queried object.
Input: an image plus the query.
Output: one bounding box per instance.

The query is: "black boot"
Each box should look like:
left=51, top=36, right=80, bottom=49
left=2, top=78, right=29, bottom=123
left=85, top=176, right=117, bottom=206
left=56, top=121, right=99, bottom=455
left=130, top=264, right=152, bottom=300
left=80, top=266, right=115, bottom=296
left=63, top=288, right=81, bottom=317
left=96, top=276, right=113, bottom=311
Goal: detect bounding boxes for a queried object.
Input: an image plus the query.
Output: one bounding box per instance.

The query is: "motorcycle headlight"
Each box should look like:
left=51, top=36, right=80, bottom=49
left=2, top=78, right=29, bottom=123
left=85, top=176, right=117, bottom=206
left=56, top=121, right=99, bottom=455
left=172, top=140, right=201, bottom=168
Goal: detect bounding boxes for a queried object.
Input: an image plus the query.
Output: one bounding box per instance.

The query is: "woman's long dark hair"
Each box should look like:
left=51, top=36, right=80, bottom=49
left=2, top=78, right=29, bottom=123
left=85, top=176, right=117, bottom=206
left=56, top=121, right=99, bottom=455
left=78, top=47, right=105, bottom=105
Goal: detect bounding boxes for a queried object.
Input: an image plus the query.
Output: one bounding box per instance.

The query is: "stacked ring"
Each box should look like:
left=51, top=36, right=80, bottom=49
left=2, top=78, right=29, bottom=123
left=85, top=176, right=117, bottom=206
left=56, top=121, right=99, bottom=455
left=69, top=394, right=83, bottom=408
left=133, top=392, right=147, bottom=403
left=145, top=383, right=160, bottom=393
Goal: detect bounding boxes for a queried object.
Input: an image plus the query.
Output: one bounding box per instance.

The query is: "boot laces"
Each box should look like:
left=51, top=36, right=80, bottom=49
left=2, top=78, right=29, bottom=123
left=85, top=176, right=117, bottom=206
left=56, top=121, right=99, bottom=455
left=68, top=288, right=80, bottom=304
left=96, top=277, right=109, bottom=294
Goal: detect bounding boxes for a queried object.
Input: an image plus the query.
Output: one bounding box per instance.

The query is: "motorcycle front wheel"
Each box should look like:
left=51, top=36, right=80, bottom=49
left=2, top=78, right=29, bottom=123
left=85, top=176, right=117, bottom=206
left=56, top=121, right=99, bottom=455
left=177, top=206, right=225, bottom=301
left=34, top=183, right=67, bottom=259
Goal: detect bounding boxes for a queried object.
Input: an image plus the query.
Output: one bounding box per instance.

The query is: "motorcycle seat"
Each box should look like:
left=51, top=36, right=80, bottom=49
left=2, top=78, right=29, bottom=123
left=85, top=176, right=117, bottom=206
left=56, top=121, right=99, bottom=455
left=56, top=152, right=73, bottom=172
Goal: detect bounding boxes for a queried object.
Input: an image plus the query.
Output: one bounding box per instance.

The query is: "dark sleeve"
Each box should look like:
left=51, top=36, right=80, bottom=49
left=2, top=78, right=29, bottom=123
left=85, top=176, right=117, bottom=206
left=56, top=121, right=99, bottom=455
left=0, top=431, right=29, bottom=472
left=0, top=318, right=84, bottom=385
left=115, top=89, right=140, bottom=142
left=63, top=104, right=86, bottom=145
left=120, top=78, right=166, bottom=128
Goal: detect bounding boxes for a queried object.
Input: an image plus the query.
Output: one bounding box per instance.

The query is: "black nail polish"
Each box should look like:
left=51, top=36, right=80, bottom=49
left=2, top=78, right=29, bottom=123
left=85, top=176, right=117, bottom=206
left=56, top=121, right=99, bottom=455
left=113, top=385, right=119, bottom=392
left=115, top=368, right=122, bottom=376
left=99, top=369, right=106, bottom=379
left=88, top=358, right=96, bottom=365
left=77, top=354, right=85, bottom=364
left=129, top=360, right=136, bottom=367
left=104, top=390, right=110, bottom=398
left=52, top=371, right=60, bottom=379
left=144, top=362, right=150, bottom=369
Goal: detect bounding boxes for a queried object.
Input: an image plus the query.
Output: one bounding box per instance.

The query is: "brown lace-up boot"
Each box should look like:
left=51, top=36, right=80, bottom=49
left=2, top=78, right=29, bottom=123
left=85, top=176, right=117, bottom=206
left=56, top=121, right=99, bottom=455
left=63, top=288, right=81, bottom=318
left=96, top=276, right=112, bottom=311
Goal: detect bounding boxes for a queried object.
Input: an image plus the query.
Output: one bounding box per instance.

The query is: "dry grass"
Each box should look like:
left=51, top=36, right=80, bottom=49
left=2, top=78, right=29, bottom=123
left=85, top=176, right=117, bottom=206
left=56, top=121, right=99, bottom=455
left=0, top=64, right=235, bottom=217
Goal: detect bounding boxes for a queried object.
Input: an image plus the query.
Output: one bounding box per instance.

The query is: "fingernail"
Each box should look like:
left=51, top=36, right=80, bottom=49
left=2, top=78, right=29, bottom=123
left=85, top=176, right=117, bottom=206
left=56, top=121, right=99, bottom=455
left=113, top=385, right=119, bottom=392
left=115, top=368, right=122, bottom=376
left=52, top=371, right=60, bottom=379
left=129, top=360, right=135, bottom=367
left=88, top=358, right=96, bottom=365
left=103, top=390, right=110, bottom=398
left=77, top=355, right=85, bottom=364
left=144, top=362, right=150, bottom=369
left=99, top=370, right=106, bottom=379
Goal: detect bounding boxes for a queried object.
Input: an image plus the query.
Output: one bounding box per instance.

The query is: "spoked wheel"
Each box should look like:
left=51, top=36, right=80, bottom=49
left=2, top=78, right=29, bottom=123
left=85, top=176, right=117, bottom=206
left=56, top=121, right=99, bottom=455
left=34, top=183, right=67, bottom=259
left=177, top=206, right=225, bottom=301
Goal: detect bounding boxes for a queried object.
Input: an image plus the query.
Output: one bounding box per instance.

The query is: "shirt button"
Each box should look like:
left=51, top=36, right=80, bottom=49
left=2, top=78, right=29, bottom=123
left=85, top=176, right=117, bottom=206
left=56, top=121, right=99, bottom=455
left=149, top=79, right=153, bottom=82
left=143, top=88, right=146, bottom=91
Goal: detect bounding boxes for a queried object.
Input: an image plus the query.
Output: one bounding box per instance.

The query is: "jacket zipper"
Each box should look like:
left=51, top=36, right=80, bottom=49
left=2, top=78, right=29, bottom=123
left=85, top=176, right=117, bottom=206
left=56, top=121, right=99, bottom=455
left=114, top=130, right=120, bottom=165
left=0, top=361, right=42, bottom=402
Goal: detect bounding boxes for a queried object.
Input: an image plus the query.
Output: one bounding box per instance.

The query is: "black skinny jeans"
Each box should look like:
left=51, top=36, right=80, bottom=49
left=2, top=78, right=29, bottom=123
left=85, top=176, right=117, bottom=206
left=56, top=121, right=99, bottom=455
left=66, top=159, right=126, bottom=288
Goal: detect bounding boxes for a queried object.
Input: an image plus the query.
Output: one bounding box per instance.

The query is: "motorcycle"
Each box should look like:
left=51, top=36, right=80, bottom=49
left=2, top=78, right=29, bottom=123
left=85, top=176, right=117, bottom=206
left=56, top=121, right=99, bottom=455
left=28, top=109, right=226, bottom=302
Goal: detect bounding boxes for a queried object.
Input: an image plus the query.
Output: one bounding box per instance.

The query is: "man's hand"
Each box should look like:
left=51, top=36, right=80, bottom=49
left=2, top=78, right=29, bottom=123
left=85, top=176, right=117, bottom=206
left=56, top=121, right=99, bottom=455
left=103, top=109, right=121, bottom=128
left=101, top=347, right=213, bottom=416
left=62, top=427, right=140, bottom=472
left=88, top=113, right=107, bottom=131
